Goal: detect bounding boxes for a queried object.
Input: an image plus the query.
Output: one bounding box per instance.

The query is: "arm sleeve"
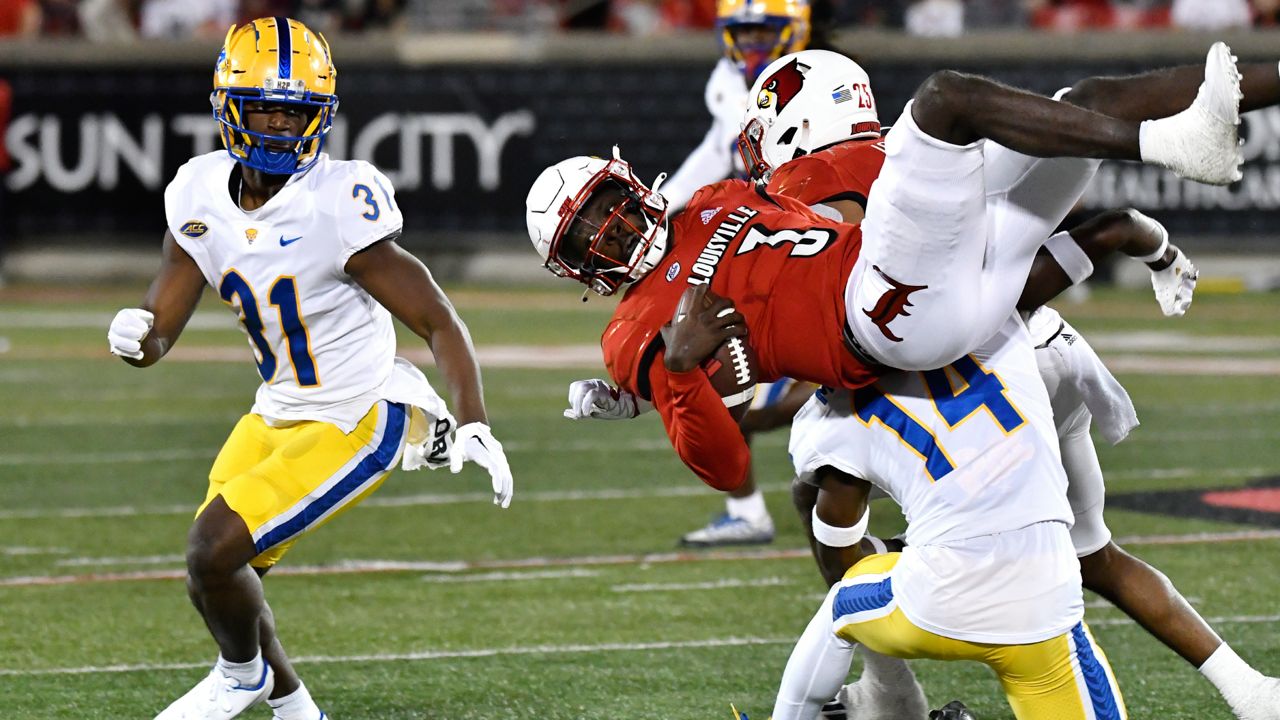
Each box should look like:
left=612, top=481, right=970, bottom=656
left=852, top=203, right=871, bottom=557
left=771, top=588, right=857, bottom=720
left=647, top=352, right=750, bottom=491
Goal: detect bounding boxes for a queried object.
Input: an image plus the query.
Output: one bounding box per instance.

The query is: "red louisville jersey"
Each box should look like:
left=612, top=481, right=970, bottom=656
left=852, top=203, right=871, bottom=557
left=600, top=179, right=879, bottom=490
left=765, top=136, right=887, bottom=209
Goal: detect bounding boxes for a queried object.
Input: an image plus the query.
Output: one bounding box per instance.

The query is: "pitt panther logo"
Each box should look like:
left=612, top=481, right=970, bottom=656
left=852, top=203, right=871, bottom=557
left=756, top=58, right=810, bottom=114
left=244, top=228, right=259, bottom=244
left=863, top=265, right=928, bottom=343
left=179, top=220, right=208, bottom=239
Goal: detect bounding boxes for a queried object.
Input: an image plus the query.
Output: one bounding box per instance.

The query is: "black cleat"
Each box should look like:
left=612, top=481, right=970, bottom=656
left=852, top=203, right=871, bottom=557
left=930, top=700, right=977, bottom=720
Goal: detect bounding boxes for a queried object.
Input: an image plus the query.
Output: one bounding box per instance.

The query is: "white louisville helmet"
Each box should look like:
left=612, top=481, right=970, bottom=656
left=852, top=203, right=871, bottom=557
left=526, top=146, right=670, bottom=297
left=737, top=49, right=881, bottom=180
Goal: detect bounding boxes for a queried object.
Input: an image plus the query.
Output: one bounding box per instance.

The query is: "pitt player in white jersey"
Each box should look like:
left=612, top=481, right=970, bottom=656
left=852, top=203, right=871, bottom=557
left=777, top=316, right=1127, bottom=720
left=106, top=18, right=513, bottom=720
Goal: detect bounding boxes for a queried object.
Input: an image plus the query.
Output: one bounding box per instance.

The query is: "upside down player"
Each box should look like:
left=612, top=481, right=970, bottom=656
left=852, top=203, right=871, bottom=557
left=106, top=18, right=514, bottom=720
left=738, top=49, right=1280, bottom=720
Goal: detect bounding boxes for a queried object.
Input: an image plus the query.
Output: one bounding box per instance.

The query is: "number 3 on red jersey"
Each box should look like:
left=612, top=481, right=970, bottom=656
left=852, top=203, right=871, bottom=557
left=735, top=226, right=835, bottom=257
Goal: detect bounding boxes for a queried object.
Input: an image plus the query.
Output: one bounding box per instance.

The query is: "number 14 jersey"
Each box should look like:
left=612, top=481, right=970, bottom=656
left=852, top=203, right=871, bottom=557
left=165, top=151, right=408, bottom=432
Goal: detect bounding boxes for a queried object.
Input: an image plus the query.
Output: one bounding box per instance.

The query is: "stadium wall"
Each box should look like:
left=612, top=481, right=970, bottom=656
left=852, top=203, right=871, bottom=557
left=1, top=31, right=1278, bottom=284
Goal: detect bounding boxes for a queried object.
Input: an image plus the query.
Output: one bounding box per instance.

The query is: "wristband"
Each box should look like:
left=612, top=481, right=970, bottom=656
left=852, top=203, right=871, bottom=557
left=812, top=505, right=869, bottom=548
left=1044, top=231, right=1094, bottom=285
left=1133, top=227, right=1170, bottom=264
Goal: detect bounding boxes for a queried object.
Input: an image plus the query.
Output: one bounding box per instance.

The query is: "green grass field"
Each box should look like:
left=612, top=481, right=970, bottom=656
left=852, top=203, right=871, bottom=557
left=1, top=284, right=1277, bottom=719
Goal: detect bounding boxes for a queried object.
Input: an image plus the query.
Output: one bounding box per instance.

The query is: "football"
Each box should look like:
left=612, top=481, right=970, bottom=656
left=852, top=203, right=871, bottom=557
left=674, top=286, right=759, bottom=422
left=704, top=331, right=758, bottom=422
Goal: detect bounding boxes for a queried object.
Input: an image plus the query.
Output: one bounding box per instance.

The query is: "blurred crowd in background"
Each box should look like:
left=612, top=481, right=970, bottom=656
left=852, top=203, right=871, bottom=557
left=0, top=0, right=1274, bottom=40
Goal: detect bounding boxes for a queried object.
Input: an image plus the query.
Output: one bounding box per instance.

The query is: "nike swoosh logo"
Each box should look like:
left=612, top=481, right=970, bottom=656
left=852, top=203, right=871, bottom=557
left=279, top=236, right=303, bottom=247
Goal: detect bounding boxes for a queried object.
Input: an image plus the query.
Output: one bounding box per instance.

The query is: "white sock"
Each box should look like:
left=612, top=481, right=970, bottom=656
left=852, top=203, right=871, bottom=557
left=267, top=681, right=322, bottom=720
left=726, top=491, right=768, bottom=522
left=215, top=652, right=265, bottom=686
left=1200, top=643, right=1265, bottom=707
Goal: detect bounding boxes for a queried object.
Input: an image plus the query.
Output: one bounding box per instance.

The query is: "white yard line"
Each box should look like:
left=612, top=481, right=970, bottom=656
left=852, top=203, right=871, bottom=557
left=0, top=636, right=790, bottom=677
left=3, top=528, right=1278, bottom=588
left=5, top=614, right=1279, bottom=678
left=612, top=577, right=793, bottom=593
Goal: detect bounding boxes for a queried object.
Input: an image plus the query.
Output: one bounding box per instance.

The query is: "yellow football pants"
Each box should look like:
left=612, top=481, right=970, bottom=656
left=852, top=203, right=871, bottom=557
left=199, top=400, right=407, bottom=568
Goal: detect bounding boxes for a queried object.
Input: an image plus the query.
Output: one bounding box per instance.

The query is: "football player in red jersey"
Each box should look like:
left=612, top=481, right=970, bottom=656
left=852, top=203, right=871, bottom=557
left=737, top=49, right=1280, bottom=720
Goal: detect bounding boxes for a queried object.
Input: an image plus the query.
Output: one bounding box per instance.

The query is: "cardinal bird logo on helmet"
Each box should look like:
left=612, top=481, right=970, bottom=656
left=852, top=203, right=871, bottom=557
left=756, top=58, right=809, bottom=114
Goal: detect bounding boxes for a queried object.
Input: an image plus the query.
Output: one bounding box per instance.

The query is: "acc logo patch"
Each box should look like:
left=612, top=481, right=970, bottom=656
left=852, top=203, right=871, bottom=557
left=700, top=206, right=722, bottom=225
left=665, top=262, right=681, bottom=282
left=245, top=228, right=259, bottom=244
left=179, top=220, right=208, bottom=239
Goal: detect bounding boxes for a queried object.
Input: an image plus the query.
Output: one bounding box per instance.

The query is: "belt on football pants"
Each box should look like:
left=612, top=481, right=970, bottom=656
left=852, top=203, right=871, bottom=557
left=842, top=321, right=888, bottom=370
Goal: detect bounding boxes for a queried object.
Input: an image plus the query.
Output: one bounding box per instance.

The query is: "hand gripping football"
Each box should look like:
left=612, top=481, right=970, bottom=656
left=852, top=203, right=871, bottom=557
left=674, top=286, right=759, bottom=422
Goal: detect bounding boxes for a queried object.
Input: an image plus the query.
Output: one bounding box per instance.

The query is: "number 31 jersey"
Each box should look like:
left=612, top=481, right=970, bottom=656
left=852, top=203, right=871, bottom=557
left=165, top=151, right=406, bottom=432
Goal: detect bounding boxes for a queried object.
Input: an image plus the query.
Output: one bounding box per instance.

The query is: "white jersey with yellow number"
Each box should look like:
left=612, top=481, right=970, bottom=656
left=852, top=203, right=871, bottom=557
left=165, top=151, right=446, bottom=434
left=789, top=315, right=1081, bottom=643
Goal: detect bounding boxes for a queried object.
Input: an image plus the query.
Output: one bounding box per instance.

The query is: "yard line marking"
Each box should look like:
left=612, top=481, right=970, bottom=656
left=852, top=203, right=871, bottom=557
left=1105, top=467, right=1274, bottom=482
left=420, top=569, right=600, bottom=584
left=7, top=616, right=1280, bottom=678
left=1, top=546, right=69, bottom=556
left=0, top=448, right=214, bottom=467
left=0, top=482, right=790, bottom=519
left=0, top=548, right=814, bottom=587
left=55, top=554, right=185, bottom=567
left=0, top=636, right=792, bottom=677
left=1090, top=614, right=1280, bottom=628
left=0, top=436, right=705, bottom=467
left=1113, top=528, right=1280, bottom=546
left=612, top=577, right=792, bottom=593
left=5, top=528, right=1279, bottom=588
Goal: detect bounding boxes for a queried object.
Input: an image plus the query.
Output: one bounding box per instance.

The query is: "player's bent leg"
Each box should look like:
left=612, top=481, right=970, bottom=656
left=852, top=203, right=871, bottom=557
left=1080, top=542, right=1221, bottom=666
left=846, top=102, right=988, bottom=371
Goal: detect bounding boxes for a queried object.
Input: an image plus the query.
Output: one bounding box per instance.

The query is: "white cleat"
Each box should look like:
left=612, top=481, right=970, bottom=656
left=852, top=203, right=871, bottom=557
left=679, top=513, right=775, bottom=547
left=836, top=675, right=930, bottom=720
left=1139, top=41, right=1244, bottom=186
left=155, top=662, right=274, bottom=720
left=1230, top=675, right=1280, bottom=720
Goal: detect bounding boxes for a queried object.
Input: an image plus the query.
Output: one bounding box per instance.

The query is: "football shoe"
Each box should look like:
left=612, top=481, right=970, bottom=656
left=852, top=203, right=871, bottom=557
left=680, top=513, right=775, bottom=547
left=1229, top=675, right=1280, bottom=720
left=930, top=701, right=977, bottom=720
left=1139, top=42, right=1243, bottom=186
left=154, top=662, right=274, bottom=719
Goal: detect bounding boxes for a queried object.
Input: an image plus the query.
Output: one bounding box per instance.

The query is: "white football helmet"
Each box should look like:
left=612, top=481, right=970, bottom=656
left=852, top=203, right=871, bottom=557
left=526, top=147, right=670, bottom=297
left=738, top=49, right=881, bottom=180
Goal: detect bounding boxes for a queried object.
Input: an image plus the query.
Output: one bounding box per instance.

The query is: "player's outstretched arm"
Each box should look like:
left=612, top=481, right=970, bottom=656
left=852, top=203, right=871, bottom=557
left=347, top=238, right=487, bottom=425
left=347, top=238, right=513, bottom=508
left=108, top=230, right=206, bottom=367
left=1018, top=209, right=1197, bottom=317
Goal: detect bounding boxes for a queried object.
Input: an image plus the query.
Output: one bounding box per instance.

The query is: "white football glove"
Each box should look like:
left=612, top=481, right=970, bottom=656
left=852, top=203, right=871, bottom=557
left=107, top=308, right=154, bottom=360
left=450, top=422, right=513, bottom=509
left=563, top=379, right=650, bottom=420
left=1151, top=246, right=1198, bottom=317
